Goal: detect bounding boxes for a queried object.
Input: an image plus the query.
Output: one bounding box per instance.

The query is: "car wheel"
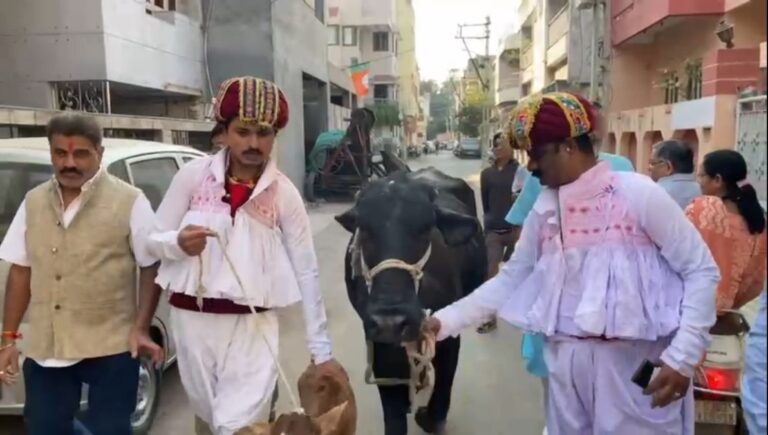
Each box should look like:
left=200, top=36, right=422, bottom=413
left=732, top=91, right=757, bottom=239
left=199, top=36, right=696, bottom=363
left=131, top=360, right=162, bottom=434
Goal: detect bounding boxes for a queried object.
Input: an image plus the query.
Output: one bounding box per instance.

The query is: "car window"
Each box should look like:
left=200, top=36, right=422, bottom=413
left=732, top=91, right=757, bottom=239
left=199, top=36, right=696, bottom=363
left=181, top=155, right=197, bottom=163
left=107, top=160, right=131, bottom=183
left=129, top=158, right=179, bottom=210
left=0, top=162, right=53, bottom=240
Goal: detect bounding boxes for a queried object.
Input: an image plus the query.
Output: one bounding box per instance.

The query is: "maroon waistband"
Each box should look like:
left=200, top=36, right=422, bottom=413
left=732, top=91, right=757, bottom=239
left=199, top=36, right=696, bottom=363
left=169, top=293, right=269, bottom=315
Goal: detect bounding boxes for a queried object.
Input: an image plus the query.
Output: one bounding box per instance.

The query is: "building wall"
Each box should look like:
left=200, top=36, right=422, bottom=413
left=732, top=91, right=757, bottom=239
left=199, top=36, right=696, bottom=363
left=0, top=0, right=205, bottom=109
left=202, top=0, right=275, bottom=85
left=607, top=0, right=766, bottom=172
left=272, top=0, right=329, bottom=191
left=0, top=0, right=106, bottom=108
left=397, top=0, right=420, bottom=146
left=102, top=0, right=205, bottom=95
left=327, top=0, right=396, bottom=27
left=532, top=4, right=549, bottom=93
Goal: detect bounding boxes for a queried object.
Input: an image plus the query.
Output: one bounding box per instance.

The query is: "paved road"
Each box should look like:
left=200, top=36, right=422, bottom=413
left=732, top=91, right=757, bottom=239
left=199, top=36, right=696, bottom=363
left=0, top=153, right=545, bottom=435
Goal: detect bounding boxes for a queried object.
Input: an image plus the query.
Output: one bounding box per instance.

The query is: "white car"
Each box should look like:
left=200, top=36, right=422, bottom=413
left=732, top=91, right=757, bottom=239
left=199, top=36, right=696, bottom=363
left=0, top=137, right=206, bottom=434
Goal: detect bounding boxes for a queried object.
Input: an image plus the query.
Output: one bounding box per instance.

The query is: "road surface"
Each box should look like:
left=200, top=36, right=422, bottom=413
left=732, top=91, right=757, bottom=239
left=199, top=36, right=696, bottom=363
left=0, top=153, right=545, bottom=435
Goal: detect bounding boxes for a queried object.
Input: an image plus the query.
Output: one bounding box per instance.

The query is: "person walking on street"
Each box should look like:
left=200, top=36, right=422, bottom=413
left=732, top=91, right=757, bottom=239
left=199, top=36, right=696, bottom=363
left=503, top=119, right=634, bottom=435
left=147, top=76, right=346, bottom=434
left=649, top=140, right=701, bottom=209
left=476, top=132, right=520, bottom=334
left=425, top=92, right=720, bottom=435
left=687, top=149, right=766, bottom=312
left=0, top=113, right=163, bottom=435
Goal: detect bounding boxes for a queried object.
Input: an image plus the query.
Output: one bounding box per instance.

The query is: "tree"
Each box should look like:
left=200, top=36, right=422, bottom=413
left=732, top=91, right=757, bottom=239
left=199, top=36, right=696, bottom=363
left=458, top=105, right=482, bottom=137
left=457, top=87, right=490, bottom=137
left=367, top=102, right=401, bottom=128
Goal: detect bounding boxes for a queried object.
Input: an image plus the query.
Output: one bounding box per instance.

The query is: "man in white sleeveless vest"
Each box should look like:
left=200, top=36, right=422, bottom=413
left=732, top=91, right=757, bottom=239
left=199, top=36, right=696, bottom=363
left=0, top=113, right=164, bottom=435
left=147, top=76, right=346, bottom=434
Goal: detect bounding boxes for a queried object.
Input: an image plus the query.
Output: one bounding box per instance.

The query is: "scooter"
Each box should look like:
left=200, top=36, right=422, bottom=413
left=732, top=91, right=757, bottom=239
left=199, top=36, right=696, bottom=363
left=693, top=310, right=750, bottom=435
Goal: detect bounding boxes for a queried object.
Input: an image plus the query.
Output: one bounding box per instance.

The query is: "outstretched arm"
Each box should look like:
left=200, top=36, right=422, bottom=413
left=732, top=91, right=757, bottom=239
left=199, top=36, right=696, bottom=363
left=433, top=213, right=539, bottom=340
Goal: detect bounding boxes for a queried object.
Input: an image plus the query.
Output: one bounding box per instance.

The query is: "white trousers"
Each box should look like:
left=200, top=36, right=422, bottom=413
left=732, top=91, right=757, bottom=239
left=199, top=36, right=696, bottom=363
left=544, top=337, right=693, bottom=435
left=171, top=307, right=279, bottom=435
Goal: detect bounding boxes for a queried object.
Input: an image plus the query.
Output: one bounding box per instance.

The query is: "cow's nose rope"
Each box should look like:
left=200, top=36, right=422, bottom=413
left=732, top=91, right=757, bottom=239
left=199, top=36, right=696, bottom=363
left=196, top=233, right=304, bottom=415
left=364, top=324, right=437, bottom=413
left=349, top=231, right=437, bottom=412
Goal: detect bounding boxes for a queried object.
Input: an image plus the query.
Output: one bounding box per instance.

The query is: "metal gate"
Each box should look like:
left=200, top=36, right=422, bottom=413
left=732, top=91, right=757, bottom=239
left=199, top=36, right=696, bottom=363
left=735, top=96, right=767, bottom=207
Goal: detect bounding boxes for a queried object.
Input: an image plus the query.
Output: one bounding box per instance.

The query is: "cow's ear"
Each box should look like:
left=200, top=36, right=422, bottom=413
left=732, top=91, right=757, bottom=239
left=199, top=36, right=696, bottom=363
left=316, top=401, right=348, bottom=435
left=435, top=207, right=479, bottom=246
left=334, top=208, right=357, bottom=233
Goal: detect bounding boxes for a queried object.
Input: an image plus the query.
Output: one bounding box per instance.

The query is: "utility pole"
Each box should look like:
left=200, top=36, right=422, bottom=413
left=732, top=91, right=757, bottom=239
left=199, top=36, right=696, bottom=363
left=456, top=16, right=492, bottom=157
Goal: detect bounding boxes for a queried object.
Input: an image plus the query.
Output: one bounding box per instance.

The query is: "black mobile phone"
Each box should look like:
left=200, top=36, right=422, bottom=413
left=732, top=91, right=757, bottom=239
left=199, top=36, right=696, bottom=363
left=631, top=359, right=658, bottom=389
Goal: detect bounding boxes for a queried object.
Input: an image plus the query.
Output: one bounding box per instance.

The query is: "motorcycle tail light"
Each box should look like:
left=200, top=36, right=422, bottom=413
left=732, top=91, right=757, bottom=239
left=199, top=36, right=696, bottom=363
left=702, top=367, right=741, bottom=392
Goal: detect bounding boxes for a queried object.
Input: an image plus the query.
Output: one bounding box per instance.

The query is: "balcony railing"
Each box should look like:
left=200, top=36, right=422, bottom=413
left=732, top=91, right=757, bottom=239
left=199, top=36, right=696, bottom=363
left=548, top=7, right=569, bottom=48
left=521, top=44, right=534, bottom=69
left=659, top=59, right=703, bottom=104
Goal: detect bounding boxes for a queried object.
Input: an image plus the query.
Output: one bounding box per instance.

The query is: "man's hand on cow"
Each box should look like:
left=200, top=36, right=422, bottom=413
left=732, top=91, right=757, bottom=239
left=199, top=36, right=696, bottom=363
left=422, top=317, right=442, bottom=338
left=643, top=363, right=690, bottom=408
left=178, top=225, right=217, bottom=256
left=315, top=358, right=349, bottom=381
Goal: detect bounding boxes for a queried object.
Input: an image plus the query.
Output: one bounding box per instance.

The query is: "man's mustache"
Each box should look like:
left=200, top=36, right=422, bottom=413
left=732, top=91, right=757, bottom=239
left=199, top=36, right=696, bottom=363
left=60, top=167, right=82, bottom=176
left=243, top=150, right=263, bottom=157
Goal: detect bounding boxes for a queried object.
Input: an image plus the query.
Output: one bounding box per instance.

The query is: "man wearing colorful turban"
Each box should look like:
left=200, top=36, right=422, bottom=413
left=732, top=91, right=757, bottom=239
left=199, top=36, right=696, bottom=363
left=426, top=92, right=719, bottom=434
left=147, top=77, right=346, bottom=433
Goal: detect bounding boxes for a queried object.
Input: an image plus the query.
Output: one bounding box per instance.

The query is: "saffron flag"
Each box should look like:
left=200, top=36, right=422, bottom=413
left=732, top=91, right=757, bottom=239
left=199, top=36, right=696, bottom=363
left=350, top=62, right=371, bottom=97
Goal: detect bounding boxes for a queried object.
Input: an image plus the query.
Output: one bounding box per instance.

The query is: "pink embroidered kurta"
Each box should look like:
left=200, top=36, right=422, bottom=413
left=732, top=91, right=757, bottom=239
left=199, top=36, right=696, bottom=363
left=436, top=162, right=720, bottom=378
left=148, top=150, right=332, bottom=363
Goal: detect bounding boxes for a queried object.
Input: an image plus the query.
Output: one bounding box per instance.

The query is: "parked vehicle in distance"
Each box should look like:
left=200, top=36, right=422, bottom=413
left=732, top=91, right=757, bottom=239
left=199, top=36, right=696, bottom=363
left=455, top=137, right=482, bottom=158
left=0, top=137, right=206, bottom=434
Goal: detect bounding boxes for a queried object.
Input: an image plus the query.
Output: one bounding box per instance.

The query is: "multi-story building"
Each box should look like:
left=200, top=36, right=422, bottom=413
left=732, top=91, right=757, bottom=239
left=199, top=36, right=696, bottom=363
left=605, top=0, right=766, bottom=171
left=327, top=0, right=405, bottom=148
left=0, top=0, right=211, bottom=144
left=495, top=31, right=522, bottom=121
left=0, top=0, right=337, bottom=192
left=396, top=0, right=422, bottom=148
left=517, top=0, right=600, bottom=98
left=327, top=0, right=399, bottom=106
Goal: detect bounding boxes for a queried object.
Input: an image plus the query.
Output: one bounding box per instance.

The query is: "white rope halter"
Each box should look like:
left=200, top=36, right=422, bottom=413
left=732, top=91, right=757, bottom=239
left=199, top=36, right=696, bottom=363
left=351, top=230, right=433, bottom=293
left=349, top=230, right=437, bottom=412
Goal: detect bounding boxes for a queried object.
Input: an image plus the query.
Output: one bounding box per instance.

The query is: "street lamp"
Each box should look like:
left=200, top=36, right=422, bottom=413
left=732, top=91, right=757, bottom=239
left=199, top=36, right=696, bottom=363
left=716, top=19, right=735, bottom=49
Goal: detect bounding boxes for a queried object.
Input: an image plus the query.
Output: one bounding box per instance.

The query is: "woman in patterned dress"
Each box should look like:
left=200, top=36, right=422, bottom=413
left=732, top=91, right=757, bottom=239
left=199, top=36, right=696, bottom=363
left=687, top=149, right=767, bottom=312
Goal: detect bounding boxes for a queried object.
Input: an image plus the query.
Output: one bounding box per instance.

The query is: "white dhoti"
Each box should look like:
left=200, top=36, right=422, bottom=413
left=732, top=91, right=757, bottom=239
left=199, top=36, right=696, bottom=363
left=544, top=337, right=693, bottom=435
left=171, top=307, right=279, bottom=435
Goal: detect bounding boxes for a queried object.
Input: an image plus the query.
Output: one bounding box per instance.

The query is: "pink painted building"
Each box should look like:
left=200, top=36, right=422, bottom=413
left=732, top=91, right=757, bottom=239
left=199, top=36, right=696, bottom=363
left=605, top=0, right=766, bottom=173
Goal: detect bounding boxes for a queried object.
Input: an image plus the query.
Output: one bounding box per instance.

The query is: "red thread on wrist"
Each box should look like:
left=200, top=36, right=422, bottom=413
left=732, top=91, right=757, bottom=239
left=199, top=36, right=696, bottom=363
left=1, top=331, right=23, bottom=340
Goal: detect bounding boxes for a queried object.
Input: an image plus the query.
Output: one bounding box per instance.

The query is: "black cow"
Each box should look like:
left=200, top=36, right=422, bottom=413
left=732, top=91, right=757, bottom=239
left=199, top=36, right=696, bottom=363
left=335, top=168, right=487, bottom=435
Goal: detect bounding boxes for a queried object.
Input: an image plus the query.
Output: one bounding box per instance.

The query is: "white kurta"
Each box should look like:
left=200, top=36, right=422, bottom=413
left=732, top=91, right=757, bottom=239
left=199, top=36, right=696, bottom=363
left=147, top=150, right=333, bottom=433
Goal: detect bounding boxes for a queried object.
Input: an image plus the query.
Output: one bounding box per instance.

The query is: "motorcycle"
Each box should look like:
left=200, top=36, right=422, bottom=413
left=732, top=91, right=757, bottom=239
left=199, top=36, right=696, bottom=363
left=693, top=310, right=750, bottom=435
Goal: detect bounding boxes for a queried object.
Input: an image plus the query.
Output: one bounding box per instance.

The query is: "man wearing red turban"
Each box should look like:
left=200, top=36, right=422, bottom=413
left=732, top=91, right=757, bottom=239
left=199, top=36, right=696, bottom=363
left=426, top=92, right=719, bottom=434
left=147, top=77, right=346, bottom=433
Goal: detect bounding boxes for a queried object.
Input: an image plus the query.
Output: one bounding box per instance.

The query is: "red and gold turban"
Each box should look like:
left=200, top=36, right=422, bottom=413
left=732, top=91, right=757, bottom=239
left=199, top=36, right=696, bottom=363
left=506, top=92, right=597, bottom=151
left=213, top=76, right=289, bottom=131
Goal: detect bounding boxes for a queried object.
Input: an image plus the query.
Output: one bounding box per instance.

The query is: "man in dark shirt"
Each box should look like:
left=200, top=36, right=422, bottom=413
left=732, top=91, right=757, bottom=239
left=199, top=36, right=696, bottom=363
left=477, top=132, right=520, bottom=333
